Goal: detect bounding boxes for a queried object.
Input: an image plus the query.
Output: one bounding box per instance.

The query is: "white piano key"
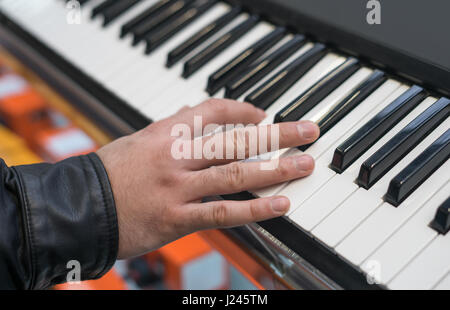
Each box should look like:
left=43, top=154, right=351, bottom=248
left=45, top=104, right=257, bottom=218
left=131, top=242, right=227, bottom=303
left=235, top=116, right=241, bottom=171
left=311, top=96, right=437, bottom=248
left=86, top=0, right=160, bottom=71
left=434, top=272, right=450, bottom=290
left=171, top=42, right=316, bottom=117
left=150, top=21, right=275, bottom=113
left=302, top=68, right=374, bottom=123
left=288, top=82, right=403, bottom=231
left=142, top=22, right=276, bottom=119
left=273, top=88, right=431, bottom=214
left=236, top=51, right=345, bottom=165
left=127, top=13, right=254, bottom=103
left=0, top=0, right=56, bottom=18
left=361, top=181, right=450, bottom=285
left=110, top=3, right=232, bottom=96
left=11, top=0, right=152, bottom=104
left=236, top=43, right=315, bottom=101
left=178, top=33, right=302, bottom=108
left=5, top=1, right=62, bottom=33
left=312, top=86, right=408, bottom=168
left=69, top=16, right=158, bottom=86
left=63, top=0, right=157, bottom=67
left=101, top=2, right=233, bottom=85
left=250, top=54, right=346, bottom=198
left=264, top=54, right=345, bottom=119
left=289, top=176, right=358, bottom=230
left=44, top=2, right=227, bottom=107
left=109, top=3, right=235, bottom=109
left=65, top=16, right=150, bottom=81
left=17, top=0, right=108, bottom=76
left=336, top=119, right=450, bottom=266
left=248, top=53, right=346, bottom=167
left=255, top=69, right=375, bottom=204
left=388, top=219, right=450, bottom=290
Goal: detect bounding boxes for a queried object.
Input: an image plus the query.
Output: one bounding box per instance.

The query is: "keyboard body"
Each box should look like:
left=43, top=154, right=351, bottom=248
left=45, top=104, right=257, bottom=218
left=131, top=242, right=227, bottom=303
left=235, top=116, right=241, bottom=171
left=0, top=0, right=449, bottom=290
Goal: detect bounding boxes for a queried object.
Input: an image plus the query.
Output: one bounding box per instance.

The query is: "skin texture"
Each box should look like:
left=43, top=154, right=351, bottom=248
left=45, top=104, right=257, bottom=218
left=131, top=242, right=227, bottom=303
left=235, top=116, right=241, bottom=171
left=97, top=99, right=320, bottom=259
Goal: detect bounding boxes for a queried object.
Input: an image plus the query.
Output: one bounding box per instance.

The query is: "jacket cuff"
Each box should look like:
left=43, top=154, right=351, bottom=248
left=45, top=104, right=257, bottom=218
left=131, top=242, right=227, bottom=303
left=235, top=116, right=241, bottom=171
left=13, top=153, right=118, bottom=289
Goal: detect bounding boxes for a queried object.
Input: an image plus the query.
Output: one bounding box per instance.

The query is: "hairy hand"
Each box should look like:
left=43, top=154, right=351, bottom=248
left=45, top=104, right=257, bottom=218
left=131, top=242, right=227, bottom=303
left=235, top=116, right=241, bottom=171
left=97, top=99, right=320, bottom=259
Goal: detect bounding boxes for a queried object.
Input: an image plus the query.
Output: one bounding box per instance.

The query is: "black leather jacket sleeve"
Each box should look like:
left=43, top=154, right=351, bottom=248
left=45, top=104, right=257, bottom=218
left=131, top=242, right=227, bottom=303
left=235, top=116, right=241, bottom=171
left=0, top=153, right=118, bottom=290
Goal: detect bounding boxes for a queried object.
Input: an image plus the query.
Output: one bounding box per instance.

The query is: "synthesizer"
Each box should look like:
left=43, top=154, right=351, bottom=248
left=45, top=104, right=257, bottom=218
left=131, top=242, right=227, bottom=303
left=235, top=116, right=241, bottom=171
left=0, top=0, right=448, bottom=289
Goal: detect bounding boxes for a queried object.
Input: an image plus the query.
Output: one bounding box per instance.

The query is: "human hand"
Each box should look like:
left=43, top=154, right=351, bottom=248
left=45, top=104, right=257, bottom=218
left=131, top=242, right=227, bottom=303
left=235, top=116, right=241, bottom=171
left=97, top=99, right=320, bottom=259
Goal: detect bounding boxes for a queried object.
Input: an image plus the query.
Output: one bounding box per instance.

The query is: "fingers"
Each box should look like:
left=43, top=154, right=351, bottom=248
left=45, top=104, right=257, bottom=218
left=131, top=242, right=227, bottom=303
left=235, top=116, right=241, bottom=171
left=182, top=196, right=290, bottom=230
left=191, top=154, right=315, bottom=198
left=188, top=120, right=320, bottom=170
left=166, top=99, right=267, bottom=133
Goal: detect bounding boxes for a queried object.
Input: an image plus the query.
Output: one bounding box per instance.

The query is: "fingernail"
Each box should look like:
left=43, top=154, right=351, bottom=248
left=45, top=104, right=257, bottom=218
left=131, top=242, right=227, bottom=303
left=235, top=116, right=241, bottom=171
left=297, top=121, right=319, bottom=140
left=295, top=155, right=314, bottom=172
left=271, top=197, right=290, bottom=213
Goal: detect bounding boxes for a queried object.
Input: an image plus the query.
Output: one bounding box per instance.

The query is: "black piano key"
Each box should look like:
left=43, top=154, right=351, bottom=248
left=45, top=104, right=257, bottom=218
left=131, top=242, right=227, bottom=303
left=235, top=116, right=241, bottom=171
left=144, top=0, right=217, bottom=54
left=430, top=196, right=450, bottom=235
left=102, top=0, right=141, bottom=27
left=358, top=97, right=450, bottom=189
left=385, top=129, right=450, bottom=207
left=132, top=0, right=195, bottom=46
left=245, top=43, right=327, bottom=110
left=120, top=0, right=173, bottom=38
left=274, top=57, right=360, bottom=123
left=182, top=15, right=260, bottom=78
left=166, top=7, right=242, bottom=68
left=298, top=70, right=387, bottom=152
left=330, top=85, right=428, bottom=173
left=91, top=0, right=116, bottom=18
left=224, top=34, right=307, bottom=100
left=206, top=27, right=286, bottom=95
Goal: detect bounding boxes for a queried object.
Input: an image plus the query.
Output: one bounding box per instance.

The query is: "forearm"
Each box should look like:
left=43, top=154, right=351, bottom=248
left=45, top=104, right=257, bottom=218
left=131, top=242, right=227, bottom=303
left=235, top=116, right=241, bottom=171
left=0, top=154, right=118, bottom=289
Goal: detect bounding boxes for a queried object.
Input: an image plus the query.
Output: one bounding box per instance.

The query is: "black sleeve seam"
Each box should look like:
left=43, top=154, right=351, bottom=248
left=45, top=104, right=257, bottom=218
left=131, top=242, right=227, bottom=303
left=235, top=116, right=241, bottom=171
left=86, top=154, right=118, bottom=279
left=11, top=166, right=37, bottom=290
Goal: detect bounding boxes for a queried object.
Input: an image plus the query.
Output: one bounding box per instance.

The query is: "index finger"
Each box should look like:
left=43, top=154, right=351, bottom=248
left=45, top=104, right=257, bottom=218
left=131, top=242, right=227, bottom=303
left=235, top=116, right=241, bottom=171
left=188, top=120, right=320, bottom=169
left=165, top=99, right=267, bottom=134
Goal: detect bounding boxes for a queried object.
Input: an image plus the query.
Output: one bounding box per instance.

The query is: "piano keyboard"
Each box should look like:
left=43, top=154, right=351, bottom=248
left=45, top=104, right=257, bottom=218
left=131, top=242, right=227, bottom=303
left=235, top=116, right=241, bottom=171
left=1, top=0, right=449, bottom=289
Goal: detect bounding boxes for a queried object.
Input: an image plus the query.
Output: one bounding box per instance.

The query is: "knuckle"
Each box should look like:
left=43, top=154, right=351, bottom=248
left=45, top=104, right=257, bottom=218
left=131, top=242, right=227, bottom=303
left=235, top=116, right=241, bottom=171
left=212, top=202, right=229, bottom=227
left=234, top=129, right=249, bottom=157
left=200, top=169, right=213, bottom=187
left=167, top=208, right=190, bottom=235
left=249, top=200, right=260, bottom=220
left=275, top=160, right=291, bottom=178
left=225, top=163, right=246, bottom=190
left=158, top=171, right=178, bottom=188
